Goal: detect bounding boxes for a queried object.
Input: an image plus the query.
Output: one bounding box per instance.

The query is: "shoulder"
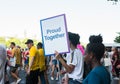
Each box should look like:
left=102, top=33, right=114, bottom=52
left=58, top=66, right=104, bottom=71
left=83, top=71, right=100, bottom=84
left=74, top=49, right=83, bottom=57
left=74, top=49, right=82, bottom=54
left=30, top=46, right=36, bottom=50
left=30, top=46, right=37, bottom=52
left=39, top=48, right=43, bottom=52
left=88, top=69, right=103, bottom=82
left=13, top=47, right=16, bottom=50
left=12, top=48, right=16, bottom=52
left=92, top=66, right=108, bottom=77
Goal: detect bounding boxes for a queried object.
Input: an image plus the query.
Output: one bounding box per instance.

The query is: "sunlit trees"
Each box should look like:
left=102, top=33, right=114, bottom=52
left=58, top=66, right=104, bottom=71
left=114, top=32, right=120, bottom=43
left=5, top=37, right=21, bottom=47
left=0, top=37, right=40, bottom=48
left=0, top=37, right=6, bottom=44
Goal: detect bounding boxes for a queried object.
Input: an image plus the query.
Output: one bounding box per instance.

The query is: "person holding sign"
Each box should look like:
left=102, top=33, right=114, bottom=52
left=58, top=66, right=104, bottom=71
left=55, top=32, right=84, bottom=84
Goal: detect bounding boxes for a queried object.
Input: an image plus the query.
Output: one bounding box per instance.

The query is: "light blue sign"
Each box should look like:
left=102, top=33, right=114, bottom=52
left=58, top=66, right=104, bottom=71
left=40, top=14, right=70, bottom=56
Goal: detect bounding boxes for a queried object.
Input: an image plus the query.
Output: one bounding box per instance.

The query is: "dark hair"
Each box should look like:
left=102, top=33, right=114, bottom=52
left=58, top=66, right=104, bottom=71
left=86, top=34, right=105, bottom=61
left=37, top=42, right=43, bottom=49
left=11, top=42, right=16, bottom=46
left=68, top=32, right=80, bottom=47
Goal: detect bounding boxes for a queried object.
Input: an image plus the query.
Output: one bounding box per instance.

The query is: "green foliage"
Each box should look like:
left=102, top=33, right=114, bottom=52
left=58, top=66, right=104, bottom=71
left=114, top=32, right=120, bottom=43
left=108, top=0, right=118, bottom=2
left=0, top=37, right=41, bottom=48
left=0, top=37, right=6, bottom=45
left=6, top=37, right=21, bottom=48
left=21, top=38, right=28, bottom=48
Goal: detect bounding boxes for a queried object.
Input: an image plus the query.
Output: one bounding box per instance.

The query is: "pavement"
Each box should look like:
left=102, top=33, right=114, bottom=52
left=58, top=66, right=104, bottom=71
left=7, top=67, right=61, bottom=84
left=7, top=68, right=26, bottom=84
left=7, top=67, right=119, bottom=84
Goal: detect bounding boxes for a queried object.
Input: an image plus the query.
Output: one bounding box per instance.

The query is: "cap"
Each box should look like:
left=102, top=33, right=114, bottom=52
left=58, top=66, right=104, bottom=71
left=25, top=39, right=33, bottom=44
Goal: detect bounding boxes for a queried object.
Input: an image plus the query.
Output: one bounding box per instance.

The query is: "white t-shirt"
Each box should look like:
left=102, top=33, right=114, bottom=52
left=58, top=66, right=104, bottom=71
left=66, top=49, right=84, bottom=83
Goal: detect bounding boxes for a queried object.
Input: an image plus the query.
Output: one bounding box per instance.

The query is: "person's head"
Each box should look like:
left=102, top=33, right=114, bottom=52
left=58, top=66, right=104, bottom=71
left=85, top=34, right=105, bottom=65
left=37, top=42, right=43, bottom=49
left=17, top=45, right=21, bottom=49
left=111, top=47, right=119, bottom=60
left=111, top=47, right=118, bottom=54
left=25, top=39, right=34, bottom=49
left=68, top=32, right=80, bottom=49
left=10, top=42, right=16, bottom=49
left=118, top=48, right=120, bottom=52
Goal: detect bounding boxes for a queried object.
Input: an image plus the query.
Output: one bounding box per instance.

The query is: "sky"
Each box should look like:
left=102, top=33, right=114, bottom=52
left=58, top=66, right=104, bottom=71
left=0, top=0, right=120, bottom=43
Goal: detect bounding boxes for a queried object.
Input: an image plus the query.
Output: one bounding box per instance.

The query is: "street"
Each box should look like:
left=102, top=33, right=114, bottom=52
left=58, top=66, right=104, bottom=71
left=7, top=68, right=119, bottom=84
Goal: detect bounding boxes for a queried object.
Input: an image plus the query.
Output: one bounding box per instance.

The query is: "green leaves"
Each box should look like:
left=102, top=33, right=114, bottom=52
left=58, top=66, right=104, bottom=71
left=114, top=32, right=120, bottom=43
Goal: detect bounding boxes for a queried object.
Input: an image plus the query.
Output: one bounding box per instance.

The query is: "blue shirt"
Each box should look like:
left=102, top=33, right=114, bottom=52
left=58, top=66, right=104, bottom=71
left=83, top=66, right=111, bottom=84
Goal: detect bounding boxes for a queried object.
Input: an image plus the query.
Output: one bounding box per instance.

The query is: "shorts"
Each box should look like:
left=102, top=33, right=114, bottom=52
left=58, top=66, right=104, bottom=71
left=10, top=64, right=20, bottom=73
left=52, top=59, right=57, bottom=65
left=15, top=64, right=21, bottom=68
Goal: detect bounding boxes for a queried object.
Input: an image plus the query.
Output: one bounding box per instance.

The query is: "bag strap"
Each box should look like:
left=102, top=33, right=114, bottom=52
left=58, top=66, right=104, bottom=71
left=71, top=51, right=74, bottom=63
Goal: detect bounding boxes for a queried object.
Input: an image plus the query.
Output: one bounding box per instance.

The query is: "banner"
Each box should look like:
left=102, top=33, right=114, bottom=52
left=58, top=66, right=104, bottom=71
left=40, top=14, right=70, bottom=56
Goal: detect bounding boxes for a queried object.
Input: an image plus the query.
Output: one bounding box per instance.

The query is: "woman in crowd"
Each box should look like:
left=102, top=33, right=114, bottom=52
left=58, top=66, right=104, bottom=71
left=83, top=35, right=111, bottom=84
left=111, top=47, right=120, bottom=77
left=50, top=54, right=59, bottom=81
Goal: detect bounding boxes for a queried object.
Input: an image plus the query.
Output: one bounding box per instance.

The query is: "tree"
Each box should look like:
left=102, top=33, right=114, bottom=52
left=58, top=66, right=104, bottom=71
left=20, top=38, right=28, bottom=48
left=108, top=0, right=118, bottom=2
left=33, top=39, right=39, bottom=46
left=1, top=36, right=40, bottom=48
left=6, top=37, right=21, bottom=48
left=114, top=32, right=120, bottom=43
left=107, top=0, right=120, bottom=5
left=0, top=37, right=6, bottom=45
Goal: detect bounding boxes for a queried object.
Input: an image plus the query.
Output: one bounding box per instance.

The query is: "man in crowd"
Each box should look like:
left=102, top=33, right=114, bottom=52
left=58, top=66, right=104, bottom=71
left=25, top=39, right=40, bottom=84
left=55, top=32, right=84, bottom=84
left=8, top=42, right=21, bottom=84
left=37, top=42, right=47, bottom=84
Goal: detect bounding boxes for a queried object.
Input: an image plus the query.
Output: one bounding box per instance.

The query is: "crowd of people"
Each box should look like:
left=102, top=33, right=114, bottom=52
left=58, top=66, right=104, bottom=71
left=0, top=32, right=120, bottom=84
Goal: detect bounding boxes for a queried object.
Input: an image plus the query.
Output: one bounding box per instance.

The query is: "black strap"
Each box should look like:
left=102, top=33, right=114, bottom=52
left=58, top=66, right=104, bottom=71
left=71, top=51, right=74, bottom=63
